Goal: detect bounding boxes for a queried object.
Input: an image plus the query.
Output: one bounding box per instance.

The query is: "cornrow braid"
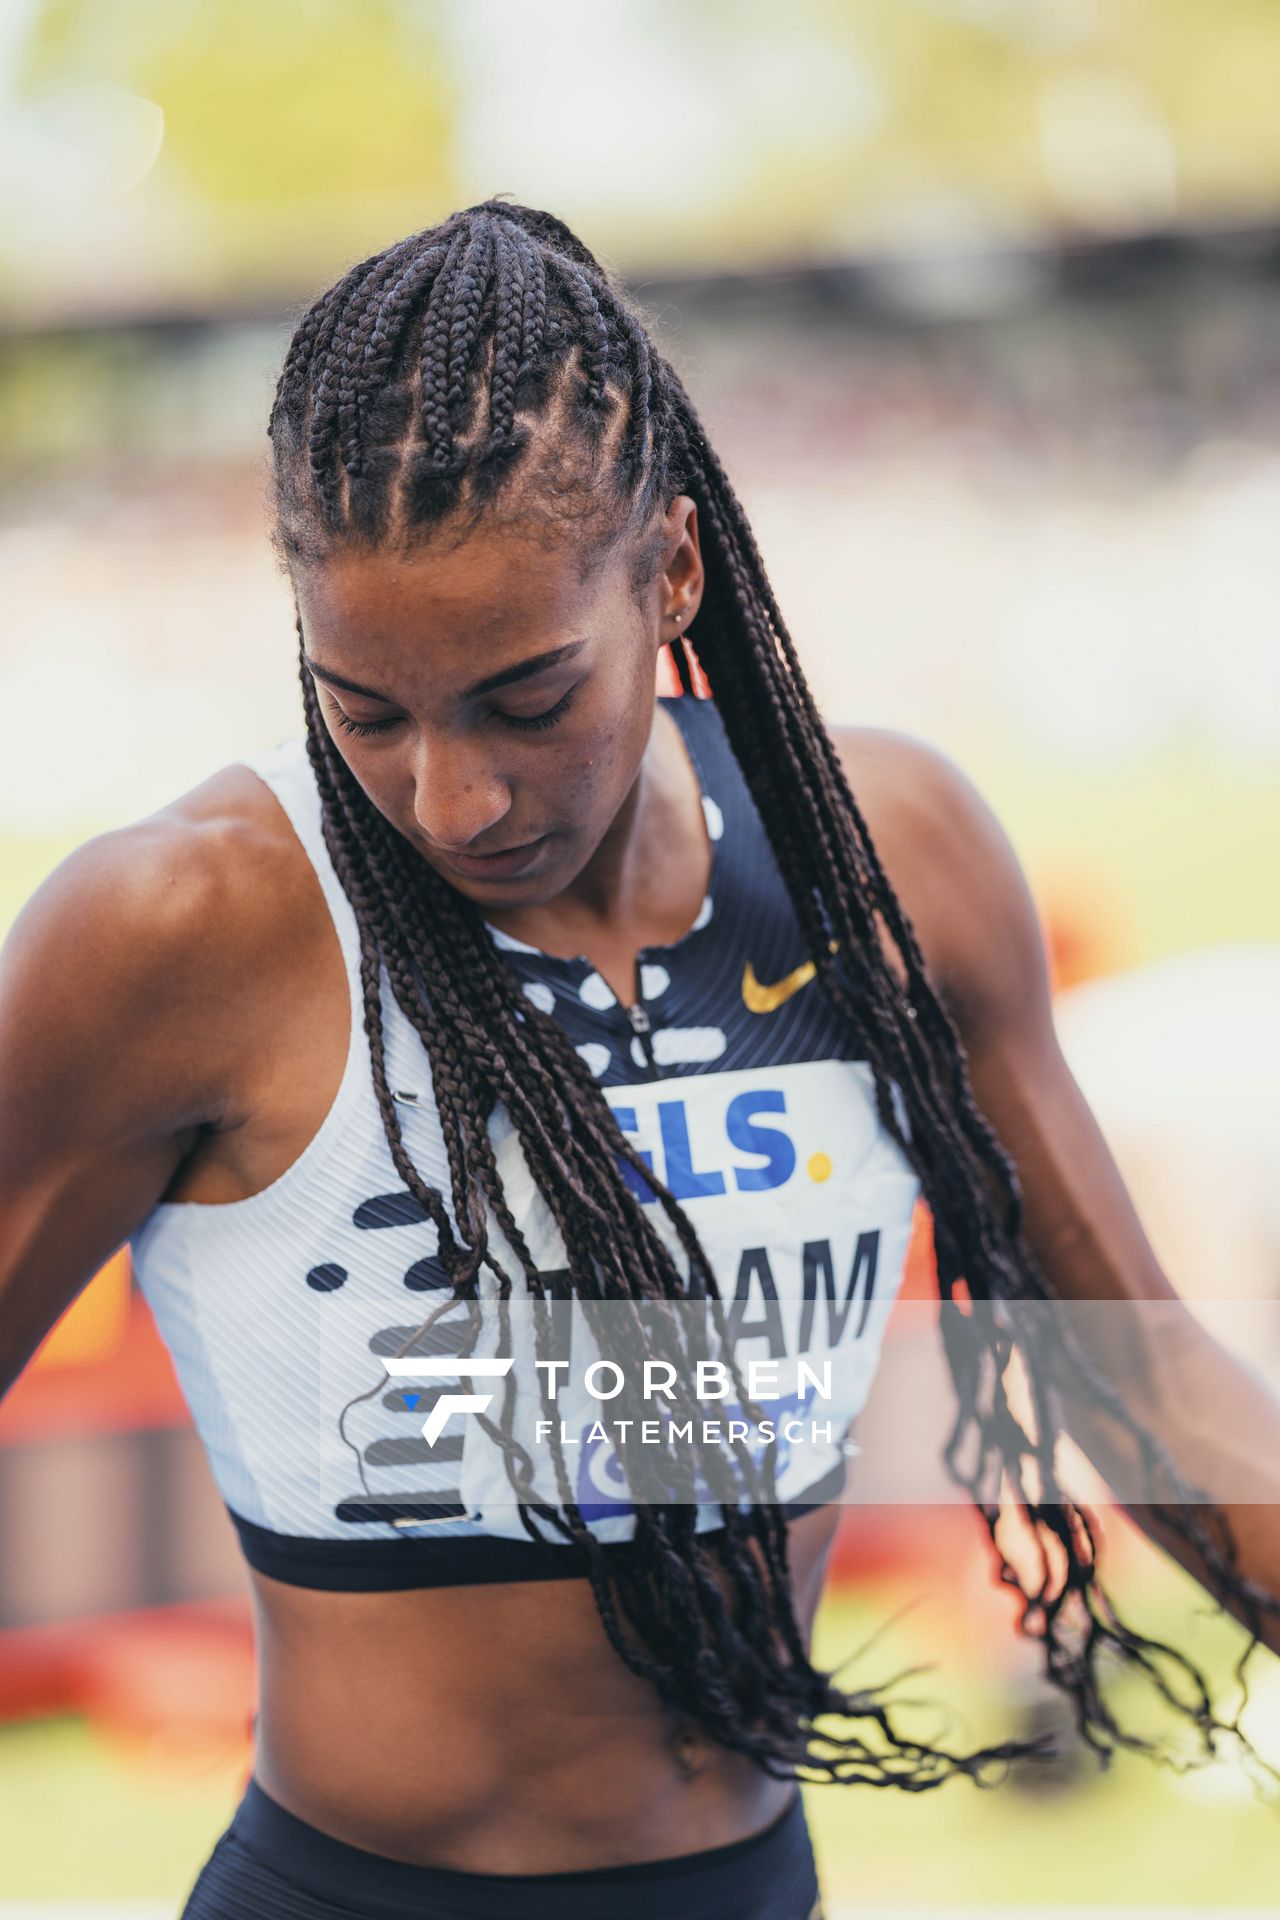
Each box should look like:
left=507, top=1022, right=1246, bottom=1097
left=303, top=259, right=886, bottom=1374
left=484, top=221, right=527, bottom=449
left=268, top=198, right=1280, bottom=1794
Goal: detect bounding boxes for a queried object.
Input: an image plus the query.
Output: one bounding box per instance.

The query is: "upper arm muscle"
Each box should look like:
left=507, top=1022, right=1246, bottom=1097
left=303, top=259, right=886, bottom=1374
left=832, top=724, right=1178, bottom=1308
left=0, top=815, right=242, bottom=1396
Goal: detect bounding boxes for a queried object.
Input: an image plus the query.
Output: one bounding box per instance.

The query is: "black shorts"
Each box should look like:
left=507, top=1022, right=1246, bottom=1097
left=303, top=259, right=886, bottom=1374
left=180, top=1775, right=825, bottom=1919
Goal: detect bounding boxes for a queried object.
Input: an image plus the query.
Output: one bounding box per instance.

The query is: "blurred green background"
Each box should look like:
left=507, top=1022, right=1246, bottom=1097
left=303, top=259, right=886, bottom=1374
left=3, top=1, right=1280, bottom=1911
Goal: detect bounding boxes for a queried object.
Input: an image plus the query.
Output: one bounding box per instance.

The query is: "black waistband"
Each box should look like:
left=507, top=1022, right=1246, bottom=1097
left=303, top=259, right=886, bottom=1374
left=218, top=1775, right=815, bottom=1919
left=229, top=1457, right=846, bottom=1592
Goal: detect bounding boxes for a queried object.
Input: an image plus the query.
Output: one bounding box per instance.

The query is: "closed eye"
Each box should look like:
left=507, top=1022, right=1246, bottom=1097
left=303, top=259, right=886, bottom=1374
left=328, top=685, right=579, bottom=739
left=333, top=710, right=401, bottom=740
left=494, top=687, right=578, bottom=733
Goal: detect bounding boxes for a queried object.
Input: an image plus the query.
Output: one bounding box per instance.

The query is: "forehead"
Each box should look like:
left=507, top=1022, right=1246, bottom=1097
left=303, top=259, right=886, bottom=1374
left=297, top=524, right=627, bottom=667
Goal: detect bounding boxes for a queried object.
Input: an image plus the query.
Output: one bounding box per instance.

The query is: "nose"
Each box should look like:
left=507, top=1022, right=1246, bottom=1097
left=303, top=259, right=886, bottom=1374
left=411, top=732, right=513, bottom=852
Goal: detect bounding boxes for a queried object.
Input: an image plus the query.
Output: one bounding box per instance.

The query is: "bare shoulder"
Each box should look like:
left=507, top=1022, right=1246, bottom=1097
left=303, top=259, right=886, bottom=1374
left=828, top=722, right=993, bottom=875
left=125, top=758, right=317, bottom=962
left=0, top=758, right=314, bottom=1131
left=0, top=759, right=323, bottom=1393
left=12, top=759, right=305, bottom=988
left=827, top=723, right=1052, bottom=1037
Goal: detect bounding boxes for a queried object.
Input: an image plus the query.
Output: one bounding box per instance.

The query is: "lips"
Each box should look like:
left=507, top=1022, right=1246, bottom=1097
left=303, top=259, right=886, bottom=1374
left=437, top=834, right=551, bottom=881
left=462, top=837, right=539, bottom=858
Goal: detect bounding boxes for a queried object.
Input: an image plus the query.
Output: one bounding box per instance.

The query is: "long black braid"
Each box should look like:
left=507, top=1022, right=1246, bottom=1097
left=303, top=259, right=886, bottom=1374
left=267, top=197, right=1279, bottom=1793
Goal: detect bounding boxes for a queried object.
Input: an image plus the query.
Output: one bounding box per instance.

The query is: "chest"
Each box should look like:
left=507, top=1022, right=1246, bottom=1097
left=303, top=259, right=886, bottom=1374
left=133, top=853, right=922, bottom=1548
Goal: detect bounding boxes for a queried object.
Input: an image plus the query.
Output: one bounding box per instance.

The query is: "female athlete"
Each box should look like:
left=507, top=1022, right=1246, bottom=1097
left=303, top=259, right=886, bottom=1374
left=3, top=199, right=1279, bottom=1920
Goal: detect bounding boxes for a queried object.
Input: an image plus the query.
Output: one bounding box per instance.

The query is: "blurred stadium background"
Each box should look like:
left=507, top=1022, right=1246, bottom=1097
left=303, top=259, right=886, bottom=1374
left=2, top=0, right=1279, bottom=1910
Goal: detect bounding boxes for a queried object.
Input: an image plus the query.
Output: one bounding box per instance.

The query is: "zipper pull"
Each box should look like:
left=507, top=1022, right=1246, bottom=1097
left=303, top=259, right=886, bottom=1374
left=626, top=1000, right=657, bottom=1073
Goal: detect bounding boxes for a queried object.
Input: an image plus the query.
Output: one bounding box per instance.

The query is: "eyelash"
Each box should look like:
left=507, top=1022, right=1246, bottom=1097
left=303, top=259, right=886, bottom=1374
left=333, top=711, right=398, bottom=739
left=496, top=687, right=578, bottom=733
left=331, top=687, right=578, bottom=739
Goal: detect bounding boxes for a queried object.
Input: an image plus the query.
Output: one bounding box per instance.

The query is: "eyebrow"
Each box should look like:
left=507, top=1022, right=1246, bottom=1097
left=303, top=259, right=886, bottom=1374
left=303, top=641, right=588, bottom=705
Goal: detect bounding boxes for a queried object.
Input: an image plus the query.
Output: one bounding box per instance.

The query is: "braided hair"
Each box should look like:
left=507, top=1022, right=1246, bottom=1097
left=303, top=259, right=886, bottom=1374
left=267, top=197, right=1277, bottom=1793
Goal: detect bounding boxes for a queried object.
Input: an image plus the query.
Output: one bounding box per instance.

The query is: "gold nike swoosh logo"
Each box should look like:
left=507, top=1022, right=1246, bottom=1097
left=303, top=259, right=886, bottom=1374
left=742, top=940, right=840, bottom=1014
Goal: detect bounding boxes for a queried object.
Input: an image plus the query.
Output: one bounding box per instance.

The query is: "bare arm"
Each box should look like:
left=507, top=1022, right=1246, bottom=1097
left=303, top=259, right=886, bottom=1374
left=836, top=725, right=1280, bottom=1655
left=0, top=813, right=248, bottom=1398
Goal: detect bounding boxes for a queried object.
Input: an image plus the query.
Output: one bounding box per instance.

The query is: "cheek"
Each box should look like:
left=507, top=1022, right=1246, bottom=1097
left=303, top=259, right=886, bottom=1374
left=555, top=736, right=621, bottom=830
left=586, top=702, right=653, bottom=817
left=322, top=722, right=413, bottom=830
left=553, top=663, right=653, bottom=828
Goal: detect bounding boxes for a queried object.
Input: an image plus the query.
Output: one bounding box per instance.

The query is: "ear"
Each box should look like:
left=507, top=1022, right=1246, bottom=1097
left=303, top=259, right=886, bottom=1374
left=660, top=496, right=704, bottom=642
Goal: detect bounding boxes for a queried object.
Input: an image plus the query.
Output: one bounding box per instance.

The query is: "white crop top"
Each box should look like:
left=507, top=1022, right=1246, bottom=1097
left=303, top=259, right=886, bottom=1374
left=129, top=697, right=921, bottom=1588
